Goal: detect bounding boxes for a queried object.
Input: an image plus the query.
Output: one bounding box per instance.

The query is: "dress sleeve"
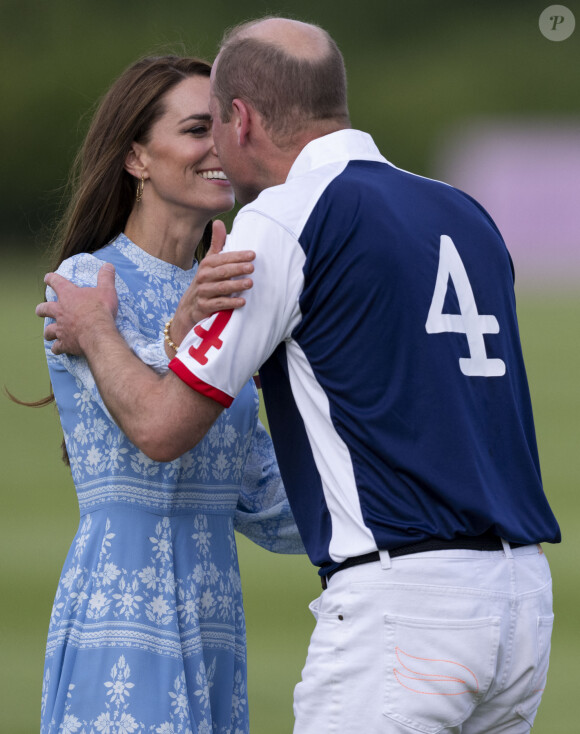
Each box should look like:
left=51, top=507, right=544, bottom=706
left=234, top=419, right=305, bottom=554
left=44, top=254, right=170, bottom=421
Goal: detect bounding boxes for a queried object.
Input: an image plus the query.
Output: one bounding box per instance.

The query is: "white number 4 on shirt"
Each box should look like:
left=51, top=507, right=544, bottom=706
left=425, top=235, right=506, bottom=377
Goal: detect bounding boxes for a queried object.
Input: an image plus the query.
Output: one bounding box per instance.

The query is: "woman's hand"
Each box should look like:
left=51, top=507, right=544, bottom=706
left=169, top=220, right=255, bottom=349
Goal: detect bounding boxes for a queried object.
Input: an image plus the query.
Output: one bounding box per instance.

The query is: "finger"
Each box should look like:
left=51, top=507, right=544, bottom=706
left=202, top=296, right=247, bottom=312
left=208, top=220, right=227, bottom=255
left=51, top=340, right=64, bottom=355
left=97, top=262, right=116, bottom=288
left=36, top=301, right=59, bottom=319
left=200, top=278, right=253, bottom=297
left=44, top=271, right=73, bottom=293
left=44, top=323, right=58, bottom=341
left=205, top=250, right=256, bottom=267
left=196, top=257, right=255, bottom=287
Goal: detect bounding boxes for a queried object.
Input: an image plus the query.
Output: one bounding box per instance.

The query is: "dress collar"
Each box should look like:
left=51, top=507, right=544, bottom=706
left=111, top=232, right=198, bottom=283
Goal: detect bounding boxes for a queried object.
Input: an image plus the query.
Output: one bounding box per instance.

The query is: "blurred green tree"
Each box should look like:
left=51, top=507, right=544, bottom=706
left=1, top=0, right=578, bottom=246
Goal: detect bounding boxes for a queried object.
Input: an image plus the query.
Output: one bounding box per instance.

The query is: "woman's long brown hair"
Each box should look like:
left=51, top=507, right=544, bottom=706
left=8, top=55, right=214, bottom=463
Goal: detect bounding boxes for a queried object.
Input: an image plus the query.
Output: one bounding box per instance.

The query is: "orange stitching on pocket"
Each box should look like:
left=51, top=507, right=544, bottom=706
left=393, top=646, right=479, bottom=696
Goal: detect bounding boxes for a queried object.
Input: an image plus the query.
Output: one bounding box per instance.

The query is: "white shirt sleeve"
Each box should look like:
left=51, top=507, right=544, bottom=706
left=170, top=210, right=305, bottom=404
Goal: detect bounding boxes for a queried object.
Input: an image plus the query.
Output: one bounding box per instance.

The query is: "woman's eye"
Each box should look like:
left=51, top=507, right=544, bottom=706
left=187, top=125, right=209, bottom=136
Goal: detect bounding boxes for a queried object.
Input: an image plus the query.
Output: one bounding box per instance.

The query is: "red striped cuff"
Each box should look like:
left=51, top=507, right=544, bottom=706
left=169, top=358, right=234, bottom=408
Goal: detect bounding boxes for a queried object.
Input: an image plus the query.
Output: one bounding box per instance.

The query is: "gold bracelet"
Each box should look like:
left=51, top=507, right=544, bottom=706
left=163, top=317, right=180, bottom=353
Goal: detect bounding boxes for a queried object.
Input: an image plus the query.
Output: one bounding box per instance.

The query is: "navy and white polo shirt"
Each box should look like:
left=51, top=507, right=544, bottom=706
left=170, top=129, right=560, bottom=571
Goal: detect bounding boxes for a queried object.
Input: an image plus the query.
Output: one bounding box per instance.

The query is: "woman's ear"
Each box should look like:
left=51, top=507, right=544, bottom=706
left=124, top=143, right=147, bottom=179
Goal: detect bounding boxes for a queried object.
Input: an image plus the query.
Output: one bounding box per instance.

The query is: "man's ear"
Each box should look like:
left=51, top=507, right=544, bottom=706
left=232, top=98, right=252, bottom=146
left=124, top=143, right=147, bottom=179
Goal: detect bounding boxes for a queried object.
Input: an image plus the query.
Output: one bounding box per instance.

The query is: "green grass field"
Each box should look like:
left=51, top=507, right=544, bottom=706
left=1, top=253, right=578, bottom=733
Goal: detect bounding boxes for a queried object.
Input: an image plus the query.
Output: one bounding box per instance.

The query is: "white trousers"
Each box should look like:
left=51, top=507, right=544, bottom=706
left=293, top=544, right=553, bottom=734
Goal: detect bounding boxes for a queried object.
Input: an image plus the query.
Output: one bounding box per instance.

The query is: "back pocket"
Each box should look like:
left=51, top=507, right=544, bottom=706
left=383, top=613, right=500, bottom=734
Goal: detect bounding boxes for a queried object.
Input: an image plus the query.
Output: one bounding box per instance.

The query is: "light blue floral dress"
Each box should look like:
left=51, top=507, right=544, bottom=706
left=41, top=234, right=303, bottom=734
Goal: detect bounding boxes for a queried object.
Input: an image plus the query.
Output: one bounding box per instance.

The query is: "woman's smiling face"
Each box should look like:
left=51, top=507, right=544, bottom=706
left=135, top=74, right=235, bottom=218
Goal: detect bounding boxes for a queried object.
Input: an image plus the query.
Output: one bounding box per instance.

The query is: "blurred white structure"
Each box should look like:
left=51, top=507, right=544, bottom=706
left=432, top=119, right=580, bottom=288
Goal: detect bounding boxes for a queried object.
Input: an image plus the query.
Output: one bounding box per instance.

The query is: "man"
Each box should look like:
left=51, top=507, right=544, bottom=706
left=39, top=17, right=560, bottom=734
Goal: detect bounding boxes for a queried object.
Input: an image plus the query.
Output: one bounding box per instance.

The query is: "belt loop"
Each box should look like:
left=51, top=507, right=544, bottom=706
left=379, top=549, right=392, bottom=570
left=501, top=538, right=514, bottom=559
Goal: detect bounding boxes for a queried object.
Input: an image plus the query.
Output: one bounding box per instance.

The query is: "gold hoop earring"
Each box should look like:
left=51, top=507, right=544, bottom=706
left=136, top=174, right=144, bottom=203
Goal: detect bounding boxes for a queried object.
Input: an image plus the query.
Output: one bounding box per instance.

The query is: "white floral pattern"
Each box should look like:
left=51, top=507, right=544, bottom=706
left=47, top=653, right=212, bottom=733
left=42, top=234, right=303, bottom=733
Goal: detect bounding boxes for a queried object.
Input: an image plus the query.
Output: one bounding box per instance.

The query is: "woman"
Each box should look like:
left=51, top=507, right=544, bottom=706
left=39, top=55, right=302, bottom=733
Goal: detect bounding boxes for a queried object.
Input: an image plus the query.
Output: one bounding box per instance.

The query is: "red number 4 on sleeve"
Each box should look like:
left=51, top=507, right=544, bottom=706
left=188, top=310, right=233, bottom=365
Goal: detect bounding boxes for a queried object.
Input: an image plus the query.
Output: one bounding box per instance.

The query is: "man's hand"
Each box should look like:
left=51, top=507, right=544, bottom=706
left=36, top=262, right=119, bottom=356
left=170, top=220, right=255, bottom=347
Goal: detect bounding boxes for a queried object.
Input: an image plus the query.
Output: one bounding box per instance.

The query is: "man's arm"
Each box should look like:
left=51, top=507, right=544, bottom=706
left=38, top=265, right=222, bottom=461
left=37, top=222, right=255, bottom=461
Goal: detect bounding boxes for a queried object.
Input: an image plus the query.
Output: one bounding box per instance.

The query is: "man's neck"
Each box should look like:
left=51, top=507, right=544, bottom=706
left=268, top=122, right=351, bottom=185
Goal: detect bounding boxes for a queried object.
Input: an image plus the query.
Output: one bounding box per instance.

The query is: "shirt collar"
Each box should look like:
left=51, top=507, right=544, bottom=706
left=286, top=129, right=390, bottom=181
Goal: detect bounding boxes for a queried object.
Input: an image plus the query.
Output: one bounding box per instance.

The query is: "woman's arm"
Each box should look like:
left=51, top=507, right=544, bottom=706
left=235, top=420, right=305, bottom=554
